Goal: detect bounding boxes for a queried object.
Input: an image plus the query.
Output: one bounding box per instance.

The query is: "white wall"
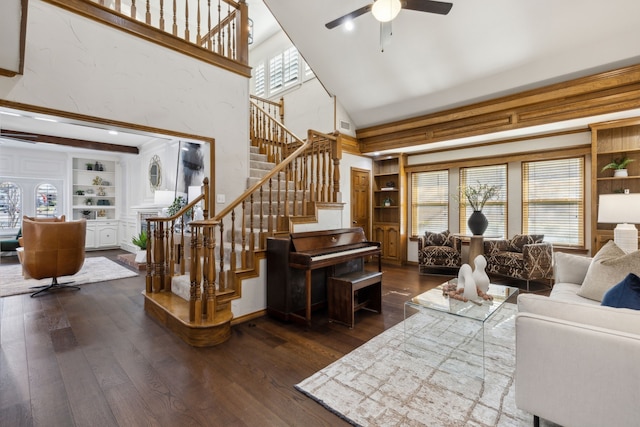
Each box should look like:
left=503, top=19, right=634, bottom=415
left=0, top=0, right=249, bottom=212
left=249, top=30, right=356, bottom=138
left=0, top=0, right=24, bottom=75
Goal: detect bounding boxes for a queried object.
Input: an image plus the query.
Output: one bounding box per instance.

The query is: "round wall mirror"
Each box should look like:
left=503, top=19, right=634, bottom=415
left=149, top=155, right=162, bottom=191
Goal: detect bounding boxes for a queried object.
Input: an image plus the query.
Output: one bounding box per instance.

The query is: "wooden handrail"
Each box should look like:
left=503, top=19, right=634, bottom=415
left=46, top=0, right=250, bottom=76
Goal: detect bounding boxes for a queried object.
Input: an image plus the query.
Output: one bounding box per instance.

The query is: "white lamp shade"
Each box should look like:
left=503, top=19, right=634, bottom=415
left=371, top=0, right=402, bottom=22
left=598, top=194, right=640, bottom=224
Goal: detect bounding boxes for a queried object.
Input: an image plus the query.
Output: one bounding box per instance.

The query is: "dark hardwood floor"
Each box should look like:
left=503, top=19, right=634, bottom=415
left=0, top=250, right=549, bottom=426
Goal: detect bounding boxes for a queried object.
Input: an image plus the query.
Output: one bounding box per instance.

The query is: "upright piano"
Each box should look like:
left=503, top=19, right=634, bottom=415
left=266, top=227, right=381, bottom=325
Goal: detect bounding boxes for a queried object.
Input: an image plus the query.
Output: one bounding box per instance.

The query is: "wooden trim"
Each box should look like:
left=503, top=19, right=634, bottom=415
left=405, top=128, right=588, bottom=158
left=0, top=129, right=139, bottom=154
left=0, top=0, right=29, bottom=77
left=338, top=133, right=361, bottom=155
left=42, top=0, right=251, bottom=78
left=405, top=145, right=591, bottom=173
left=0, top=99, right=216, bottom=196
left=357, top=63, right=640, bottom=153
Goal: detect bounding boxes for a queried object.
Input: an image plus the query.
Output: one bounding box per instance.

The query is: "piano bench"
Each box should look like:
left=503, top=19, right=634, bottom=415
left=328, top=271, right=382, bottom=328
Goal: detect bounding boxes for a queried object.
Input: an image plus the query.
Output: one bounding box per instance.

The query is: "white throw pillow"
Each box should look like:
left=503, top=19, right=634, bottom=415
left=554, top=252, right=592, bottom=284
left=577, top=241, right=640, bottom=302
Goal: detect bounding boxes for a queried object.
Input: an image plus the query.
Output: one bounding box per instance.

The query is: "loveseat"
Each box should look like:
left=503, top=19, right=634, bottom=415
left=483, top=234, right=553, bottom=290
left=417, top=230, right=462, bottom=274
left=515, top=244, right=640, bottom=427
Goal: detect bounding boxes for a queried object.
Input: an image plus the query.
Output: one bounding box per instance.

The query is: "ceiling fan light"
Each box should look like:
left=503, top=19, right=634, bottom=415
left=371, top=0, right=401, bottom=23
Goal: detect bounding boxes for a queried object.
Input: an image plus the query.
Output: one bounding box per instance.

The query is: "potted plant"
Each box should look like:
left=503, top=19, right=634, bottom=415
left=132, top=230, right=148, bottom=263
left=601, top=155, right=635, bottom=177
left=383, top=196, right=393, bottom=207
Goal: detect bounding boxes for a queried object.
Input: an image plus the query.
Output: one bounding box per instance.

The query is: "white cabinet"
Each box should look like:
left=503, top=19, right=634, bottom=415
left=85, top=220, right=119, bottom=250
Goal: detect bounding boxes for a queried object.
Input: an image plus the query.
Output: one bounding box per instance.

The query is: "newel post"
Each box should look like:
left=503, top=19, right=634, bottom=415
left=236, top=0, right=249, bottom=65
left=331, top=134, right=343, bottom=202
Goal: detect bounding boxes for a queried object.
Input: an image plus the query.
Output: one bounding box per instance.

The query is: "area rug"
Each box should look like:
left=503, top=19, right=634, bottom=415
left=0, top=257, right=139, bottom=297
left=296, top=304, right=556, bottom=427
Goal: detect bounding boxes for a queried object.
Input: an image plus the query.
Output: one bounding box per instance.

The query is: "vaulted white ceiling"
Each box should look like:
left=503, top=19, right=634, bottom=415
left=262, top=0, right=640, bottom=130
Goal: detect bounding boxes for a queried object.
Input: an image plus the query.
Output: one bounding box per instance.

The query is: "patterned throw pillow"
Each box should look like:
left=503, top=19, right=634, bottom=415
left=509, top=234, right=544, bottom=253
left=424, top=230, right=451, bottom=247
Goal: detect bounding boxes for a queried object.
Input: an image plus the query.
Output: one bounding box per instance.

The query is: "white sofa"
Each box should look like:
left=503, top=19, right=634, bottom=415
left=515, top=252, right=640, bottom=427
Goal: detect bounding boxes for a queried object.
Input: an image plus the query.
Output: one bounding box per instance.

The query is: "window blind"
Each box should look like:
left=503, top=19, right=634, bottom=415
left=459, top=165, right=507, bottom=238
left=522, top=157, right=584, bottom=246
left=411, top=170, right=449, bottom=236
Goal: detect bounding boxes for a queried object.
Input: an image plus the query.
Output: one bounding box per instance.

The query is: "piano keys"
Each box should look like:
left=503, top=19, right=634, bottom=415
left=266, top=227, right=381, bottom=325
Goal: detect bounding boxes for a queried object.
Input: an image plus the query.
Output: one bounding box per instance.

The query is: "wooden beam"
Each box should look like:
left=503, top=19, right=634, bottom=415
left=0, top=129, right=139, bottom=154
left=357, top=63, right=640, bottom=153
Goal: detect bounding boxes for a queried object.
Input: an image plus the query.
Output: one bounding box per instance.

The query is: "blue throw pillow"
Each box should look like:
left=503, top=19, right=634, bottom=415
left=601, top=273, right=640, bottom=310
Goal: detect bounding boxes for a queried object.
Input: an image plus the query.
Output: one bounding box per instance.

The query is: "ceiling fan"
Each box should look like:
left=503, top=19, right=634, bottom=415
left=325, top=0, right=453, bottom=50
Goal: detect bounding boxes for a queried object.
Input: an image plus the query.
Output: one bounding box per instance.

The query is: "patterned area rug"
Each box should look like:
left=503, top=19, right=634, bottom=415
left=0, top=257, right=139, bottom=297
left=296, top=304, right=555, bottom=426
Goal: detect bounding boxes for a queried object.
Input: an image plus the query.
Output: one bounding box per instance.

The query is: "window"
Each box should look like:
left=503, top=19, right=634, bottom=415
left=0, top=181, right=22, bottom=230
left=268, top=46, right=299, bottom=94
left=254, top=62, right=265, bottom=97
left=411, top=170, right=448, bottom=236
left=522, top=157, right=584, bottom=246
left=36, top=183, right=58, bottom=218
left=459, top=165, right=507, bottom=238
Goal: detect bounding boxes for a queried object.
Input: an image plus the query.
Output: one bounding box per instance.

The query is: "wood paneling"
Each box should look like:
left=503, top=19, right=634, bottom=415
left=357, top=64, right=640, bottom=153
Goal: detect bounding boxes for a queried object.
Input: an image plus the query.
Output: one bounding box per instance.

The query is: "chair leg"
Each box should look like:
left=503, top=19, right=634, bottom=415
left=533, top=415, right=540, bottom=427
left=30, top=277, right=80, bottom=298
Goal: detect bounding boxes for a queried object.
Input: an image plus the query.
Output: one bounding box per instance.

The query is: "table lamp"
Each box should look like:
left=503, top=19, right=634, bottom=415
left=597, top=193, right=640, bottom=253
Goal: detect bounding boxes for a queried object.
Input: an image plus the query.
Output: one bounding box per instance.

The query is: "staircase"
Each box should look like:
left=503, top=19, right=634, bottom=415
left=141, top=98, right=345, bottom=346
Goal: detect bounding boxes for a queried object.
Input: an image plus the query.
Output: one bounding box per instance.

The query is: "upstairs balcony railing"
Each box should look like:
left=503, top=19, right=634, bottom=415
left=46, top=0, right=250, bottom=76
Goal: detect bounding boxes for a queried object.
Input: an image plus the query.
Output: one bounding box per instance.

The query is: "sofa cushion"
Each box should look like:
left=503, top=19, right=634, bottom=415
left=554, top=252, right=592, bottom=285
left=601, top=273, right=640, bottom=310
left=578, top=240, right=640, bottom=302
left=550, top=282, right=600, bottom=305
left=509, top=234, right=543, bottom=253
left=424, top=230, right=451, bottom=247
left=518, top=293, right=640, bottom=335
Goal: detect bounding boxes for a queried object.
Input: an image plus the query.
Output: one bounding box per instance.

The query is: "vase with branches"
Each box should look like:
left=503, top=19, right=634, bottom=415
left=455, top=182, right=501, bottom=235
left=457, top=182, right=501, bottom=212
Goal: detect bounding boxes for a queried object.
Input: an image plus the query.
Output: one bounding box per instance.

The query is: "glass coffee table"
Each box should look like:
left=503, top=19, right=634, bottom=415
left=403, top=282, right=518, bottom=380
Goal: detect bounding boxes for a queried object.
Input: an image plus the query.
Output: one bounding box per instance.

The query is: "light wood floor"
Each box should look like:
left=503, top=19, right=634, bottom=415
left=0, top=250, right=550, bottom=426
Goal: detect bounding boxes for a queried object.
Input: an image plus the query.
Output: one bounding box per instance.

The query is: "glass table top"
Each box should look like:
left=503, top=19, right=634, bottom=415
left=406, top=282, right=519, bottom=322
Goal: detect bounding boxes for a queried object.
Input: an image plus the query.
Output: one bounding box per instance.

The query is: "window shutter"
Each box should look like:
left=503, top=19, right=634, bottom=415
left=254, top=63, right=265, bottom=97
left=269, top=53, right=283, bottom=93
left=522, top=157, right=584, bottom=246
left=282, top=47, right=298, bottom=87
left=411, top=170, right=449, bottom=236
left=459, top=165, right=507, bottom=238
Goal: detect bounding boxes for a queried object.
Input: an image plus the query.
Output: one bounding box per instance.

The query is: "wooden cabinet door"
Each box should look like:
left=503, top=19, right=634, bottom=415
left=385, top=225, right=399, bottom=259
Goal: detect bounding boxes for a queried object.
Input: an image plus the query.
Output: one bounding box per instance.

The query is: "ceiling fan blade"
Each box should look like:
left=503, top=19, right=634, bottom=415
left=403, top=0, right=453, bottom=15
left=380, top=21, right=392, bottom=52
left=325, top=4, right=373, bottom=29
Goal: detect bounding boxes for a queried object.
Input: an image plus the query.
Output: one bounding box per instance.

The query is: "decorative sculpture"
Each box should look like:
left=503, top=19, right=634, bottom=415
left=444, top=259, right=494, bottom=303
left=472, top=255, right=490, bottom=293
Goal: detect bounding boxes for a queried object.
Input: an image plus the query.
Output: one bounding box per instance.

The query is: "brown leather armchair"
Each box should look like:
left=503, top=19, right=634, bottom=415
left=20, top=217, right=86, bottom=297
